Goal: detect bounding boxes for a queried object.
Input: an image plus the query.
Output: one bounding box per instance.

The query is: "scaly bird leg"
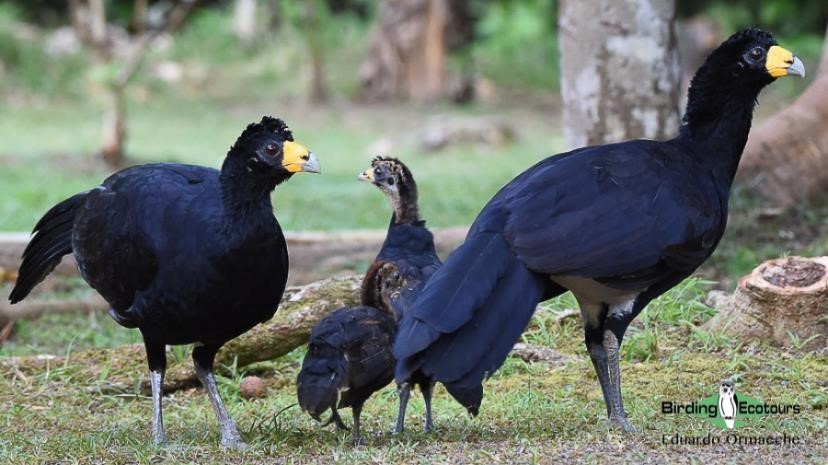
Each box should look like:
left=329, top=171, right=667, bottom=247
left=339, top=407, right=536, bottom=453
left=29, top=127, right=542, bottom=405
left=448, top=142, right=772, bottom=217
left=193, top=345, right=247, bottom=450
left=142, top=337, right=167, bottom=446
left=352, top=403, right=364, bottom=445
left=421, top=380, right=436, bottom=432
left=393, top=382, right=411, bottom=434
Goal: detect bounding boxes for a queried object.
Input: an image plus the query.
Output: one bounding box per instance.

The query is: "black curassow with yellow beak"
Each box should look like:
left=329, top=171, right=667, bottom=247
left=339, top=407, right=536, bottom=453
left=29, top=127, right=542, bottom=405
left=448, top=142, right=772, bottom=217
left=393, top=29, right=805, bottom=432
left=8, top=116, right=320, bottom=449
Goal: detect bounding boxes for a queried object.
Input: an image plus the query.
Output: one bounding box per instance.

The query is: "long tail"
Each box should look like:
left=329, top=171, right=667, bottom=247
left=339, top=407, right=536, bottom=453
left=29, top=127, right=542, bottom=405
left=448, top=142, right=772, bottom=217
left=296, top=346, right=347, bottom=420
left=9, top=193, right=87, bottom=304
left=393, top=231, right=546, bottom=415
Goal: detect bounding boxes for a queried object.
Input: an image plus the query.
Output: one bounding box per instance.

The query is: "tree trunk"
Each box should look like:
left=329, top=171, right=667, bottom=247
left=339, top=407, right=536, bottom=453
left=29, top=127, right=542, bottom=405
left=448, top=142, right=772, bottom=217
left=101, top=86, right=127, bottom=167
left=735, top=23, right=828, bottom=209
left=304, top=0, right=329, bottom=103
left=359, top=0, right=449, bottom=102
left=705, top=256, right=827, bottom=352
left=133, top=0, right=148, bottom=35
left=233, top=0, right=257, bottom=49
left=558, top=0, right=681, bottom=149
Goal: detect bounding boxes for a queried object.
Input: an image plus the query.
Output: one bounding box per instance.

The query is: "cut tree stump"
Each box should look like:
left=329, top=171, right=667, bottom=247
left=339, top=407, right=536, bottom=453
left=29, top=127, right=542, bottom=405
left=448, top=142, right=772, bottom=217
left=705, top=256, right=827, bottom=351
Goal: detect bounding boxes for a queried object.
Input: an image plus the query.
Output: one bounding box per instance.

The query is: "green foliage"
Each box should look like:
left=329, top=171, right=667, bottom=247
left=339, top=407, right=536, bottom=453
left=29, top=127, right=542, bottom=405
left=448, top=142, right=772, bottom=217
left=472, top=0, right=559, bottom=90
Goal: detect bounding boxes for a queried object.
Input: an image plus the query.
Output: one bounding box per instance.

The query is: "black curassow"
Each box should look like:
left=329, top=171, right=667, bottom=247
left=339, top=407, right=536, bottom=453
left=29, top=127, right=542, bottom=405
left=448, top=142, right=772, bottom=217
left=358, top=157, right=445, bottom=433
left=8, top=116, right=320, bottom=449
left=393, top=29, right=805, bottom=432
left=297, top=260, right=402, bottom=443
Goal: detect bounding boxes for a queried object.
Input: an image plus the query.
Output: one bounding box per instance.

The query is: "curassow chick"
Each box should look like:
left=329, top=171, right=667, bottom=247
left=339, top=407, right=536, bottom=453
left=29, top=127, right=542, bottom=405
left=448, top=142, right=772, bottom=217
left=9, top=116, right=320, bottom=449
left=296, top=261, right=403, bottom=444
left=358, top=156, right=446, bottom=433
left=393, top=29, right=805, bottom=433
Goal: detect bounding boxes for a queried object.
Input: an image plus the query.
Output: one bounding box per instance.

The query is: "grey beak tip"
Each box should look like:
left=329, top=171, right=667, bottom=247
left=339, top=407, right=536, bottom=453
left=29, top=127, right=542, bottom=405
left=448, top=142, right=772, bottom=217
left=790, top=56, right=806, bottom=78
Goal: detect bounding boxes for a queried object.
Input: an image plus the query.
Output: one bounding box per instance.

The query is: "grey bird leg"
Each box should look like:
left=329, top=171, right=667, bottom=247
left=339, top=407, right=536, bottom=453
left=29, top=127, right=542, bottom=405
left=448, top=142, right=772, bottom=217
left=142, top=336, right=167, bottom=446
left=150, top=370, right=166, bottom=445
left=585, top=327, right=613, bottom=416
left=393, top=382, right=411, bottom=434
left=352, top=403, right=363, bottom=445
left=421, top=381, right=436, bottom=432
left=603, top=329, right=634, bottom=432
left=192, top=345, right=247, bottom=450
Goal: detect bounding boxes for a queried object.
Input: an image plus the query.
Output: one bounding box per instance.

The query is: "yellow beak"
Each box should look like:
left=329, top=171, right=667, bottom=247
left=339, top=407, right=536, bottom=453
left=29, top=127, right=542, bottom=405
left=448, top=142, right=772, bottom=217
left=282, top=141, right=320, bottom=174
left=766, top=45, right=805, bottom=78
left=358, top=169, right=374, bottom=182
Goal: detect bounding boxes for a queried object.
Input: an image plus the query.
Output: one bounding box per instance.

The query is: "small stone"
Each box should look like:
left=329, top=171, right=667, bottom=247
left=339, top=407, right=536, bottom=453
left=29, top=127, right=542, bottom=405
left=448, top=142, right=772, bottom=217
left=240, top=376, right=266, bottom=400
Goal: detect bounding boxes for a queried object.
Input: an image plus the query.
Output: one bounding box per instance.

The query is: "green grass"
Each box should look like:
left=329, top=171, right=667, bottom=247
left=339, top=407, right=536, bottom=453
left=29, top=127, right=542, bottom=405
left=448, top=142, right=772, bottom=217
left=1, top=279, right=826, bottom=464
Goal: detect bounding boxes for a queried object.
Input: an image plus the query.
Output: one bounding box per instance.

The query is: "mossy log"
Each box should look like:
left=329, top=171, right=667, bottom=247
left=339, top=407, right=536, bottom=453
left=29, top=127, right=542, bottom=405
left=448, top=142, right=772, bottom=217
left=705, top=256, right=827, bottom=351
left=0, top=275, right=362, bottom=394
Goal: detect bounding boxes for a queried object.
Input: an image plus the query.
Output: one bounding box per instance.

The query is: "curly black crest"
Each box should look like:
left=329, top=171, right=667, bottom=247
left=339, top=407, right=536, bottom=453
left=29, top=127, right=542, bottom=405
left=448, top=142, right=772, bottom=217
left=234, top=116, right=294, bottom=147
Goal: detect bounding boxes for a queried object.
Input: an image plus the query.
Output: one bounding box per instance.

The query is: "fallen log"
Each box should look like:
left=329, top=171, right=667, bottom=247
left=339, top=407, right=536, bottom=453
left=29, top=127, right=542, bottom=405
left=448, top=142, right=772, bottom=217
left=0, top=227, right=468, bottom=288
left=705, top=256, right=827, bottom=351
left=0, top=275, right=362, bottom=393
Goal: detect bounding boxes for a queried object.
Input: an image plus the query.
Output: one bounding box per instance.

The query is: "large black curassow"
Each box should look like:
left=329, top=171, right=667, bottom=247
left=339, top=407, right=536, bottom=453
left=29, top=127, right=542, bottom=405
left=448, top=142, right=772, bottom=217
left=297, top=260, right=402, bottom=443
left=393, top=29, right=805, bottom=432
left=8, top=116, right=320, bottom=449
left=358, top=156, right=443, bottom=433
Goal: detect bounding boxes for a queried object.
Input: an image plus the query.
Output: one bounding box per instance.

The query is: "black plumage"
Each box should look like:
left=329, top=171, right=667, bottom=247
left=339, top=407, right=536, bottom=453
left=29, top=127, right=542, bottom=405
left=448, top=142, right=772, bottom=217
left=9, top=116, right=321, bottom=448
left=297, top=261, right=401, bottom=443
left=358, top=156, right=445, bottom=432
left=393, top=29, right=805, bottom=431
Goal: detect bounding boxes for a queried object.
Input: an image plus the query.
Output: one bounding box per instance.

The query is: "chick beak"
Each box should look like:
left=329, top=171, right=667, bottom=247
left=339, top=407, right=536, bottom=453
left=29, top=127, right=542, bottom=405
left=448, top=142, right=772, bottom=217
left=282, top=141, right=321, bottom=174
left=358, top=169, right=374, bottom=182
left=766, top=45, right=806, bottom=78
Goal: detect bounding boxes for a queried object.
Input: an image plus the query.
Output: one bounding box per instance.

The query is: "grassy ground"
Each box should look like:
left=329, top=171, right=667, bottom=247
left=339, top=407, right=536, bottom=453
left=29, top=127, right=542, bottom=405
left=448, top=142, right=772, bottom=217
left=1, top=279, right=825, bottom=464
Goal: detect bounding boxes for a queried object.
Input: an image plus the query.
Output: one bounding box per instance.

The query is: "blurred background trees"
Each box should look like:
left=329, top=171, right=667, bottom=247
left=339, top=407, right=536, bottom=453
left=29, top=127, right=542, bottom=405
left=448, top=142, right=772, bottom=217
left=0, top=0, right=826, bottom=204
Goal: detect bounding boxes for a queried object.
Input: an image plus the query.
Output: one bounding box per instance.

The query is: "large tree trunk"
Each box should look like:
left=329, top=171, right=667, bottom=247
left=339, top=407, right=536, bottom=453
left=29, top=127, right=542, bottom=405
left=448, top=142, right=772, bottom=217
left=558, top=0, right=681, bottom=149
left=736, top=24, right=828, bottom=209
left=359, top=0, right=449, bottom=102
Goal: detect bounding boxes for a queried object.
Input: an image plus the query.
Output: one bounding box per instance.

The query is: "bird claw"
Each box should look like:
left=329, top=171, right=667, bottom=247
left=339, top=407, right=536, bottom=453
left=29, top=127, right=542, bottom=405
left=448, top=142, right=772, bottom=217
left=220, top=437, right=248, bottom=451
left=608, top=416, right=636, bottom=433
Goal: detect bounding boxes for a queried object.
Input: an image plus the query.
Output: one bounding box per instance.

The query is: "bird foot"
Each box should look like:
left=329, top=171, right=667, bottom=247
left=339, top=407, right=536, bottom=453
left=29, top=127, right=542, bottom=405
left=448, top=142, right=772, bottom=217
left=608, top=415, right=636, bottom=433
left=220, top=437, right=248, bottom=451
left=424, top=422, right=435, bottom=433
left=351, top=434, right=364, bottom=446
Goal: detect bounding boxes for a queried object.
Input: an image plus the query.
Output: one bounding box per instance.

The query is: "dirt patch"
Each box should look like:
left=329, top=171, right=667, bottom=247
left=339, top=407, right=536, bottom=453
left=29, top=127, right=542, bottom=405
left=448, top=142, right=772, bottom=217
left=761, top=257, right=825, bottom=288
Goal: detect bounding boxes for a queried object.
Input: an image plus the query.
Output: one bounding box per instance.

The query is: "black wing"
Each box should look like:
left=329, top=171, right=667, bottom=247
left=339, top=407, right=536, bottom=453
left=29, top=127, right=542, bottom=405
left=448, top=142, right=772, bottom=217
left=475, top=140, right=725, bottom=289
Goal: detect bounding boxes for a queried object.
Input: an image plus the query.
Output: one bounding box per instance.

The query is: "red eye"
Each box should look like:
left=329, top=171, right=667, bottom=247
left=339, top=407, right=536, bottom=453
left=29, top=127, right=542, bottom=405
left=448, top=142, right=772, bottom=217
left=264, top=143, right=279, bottom=157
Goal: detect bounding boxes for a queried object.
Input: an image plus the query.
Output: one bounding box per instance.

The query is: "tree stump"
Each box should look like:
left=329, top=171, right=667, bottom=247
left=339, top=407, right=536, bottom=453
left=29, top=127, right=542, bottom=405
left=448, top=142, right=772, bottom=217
left=705, top=256, right=827, bottom=351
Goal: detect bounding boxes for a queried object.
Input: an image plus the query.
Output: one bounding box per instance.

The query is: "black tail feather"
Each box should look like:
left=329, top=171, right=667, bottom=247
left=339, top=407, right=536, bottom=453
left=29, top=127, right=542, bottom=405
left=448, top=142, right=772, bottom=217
left=394, top=231, right=546, bottom=413
left=9, top=193, right=86, bottom=304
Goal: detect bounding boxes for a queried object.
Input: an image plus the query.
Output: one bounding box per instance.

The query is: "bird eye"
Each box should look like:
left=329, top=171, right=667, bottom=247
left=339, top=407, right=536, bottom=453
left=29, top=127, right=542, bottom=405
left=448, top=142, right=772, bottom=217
left=387, top=178, right=395, bottom=186
left=264, top=143, right=279, bottom=157
left=750, top=47, right=764, bottom=60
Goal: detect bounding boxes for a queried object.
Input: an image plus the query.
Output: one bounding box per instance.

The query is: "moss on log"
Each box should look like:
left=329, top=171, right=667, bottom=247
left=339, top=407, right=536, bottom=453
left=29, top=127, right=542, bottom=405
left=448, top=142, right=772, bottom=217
left=0, top=275, right=362, bottom=393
